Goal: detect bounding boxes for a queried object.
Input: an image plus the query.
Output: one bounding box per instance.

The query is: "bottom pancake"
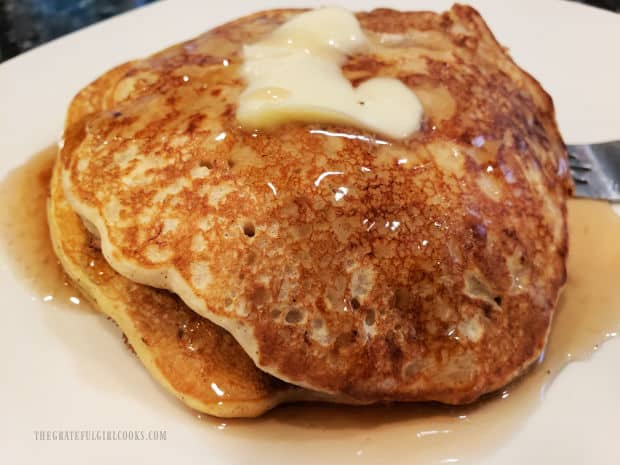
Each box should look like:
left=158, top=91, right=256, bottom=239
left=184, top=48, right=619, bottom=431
left=49, top=154, right=331, bottom=417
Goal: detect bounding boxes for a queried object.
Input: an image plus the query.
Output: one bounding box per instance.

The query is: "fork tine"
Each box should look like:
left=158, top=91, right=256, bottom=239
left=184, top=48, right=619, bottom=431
left=569, top=161, right=592, bottom=171
left=567, top=141, right=620, bottom=201
left=570, top=172, right=589, bottom=184
left=568, top=148, right=594, bottom=176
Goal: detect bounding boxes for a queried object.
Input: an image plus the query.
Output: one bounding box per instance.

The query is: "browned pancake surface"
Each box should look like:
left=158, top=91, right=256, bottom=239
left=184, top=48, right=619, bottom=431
left=60, top=5, right=571, bottom=403
left=50, top=60, right=298, bottom=417
left=49, top=156, right=299, bottom=417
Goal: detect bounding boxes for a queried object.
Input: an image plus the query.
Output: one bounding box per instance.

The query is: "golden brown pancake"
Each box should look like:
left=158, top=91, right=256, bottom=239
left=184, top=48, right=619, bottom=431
left=49, top=57, right=324, bottom=417
left=59, top=5, right=572, bottom=404
left=49, top=155, right=299, bottom=417
left=50, top=155, right=366, bottom=416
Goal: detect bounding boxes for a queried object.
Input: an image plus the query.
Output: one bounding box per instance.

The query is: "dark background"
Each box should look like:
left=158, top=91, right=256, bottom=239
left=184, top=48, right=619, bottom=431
left=0, top=0, right=156, bottom=62
left=0, top=0, right=618, bottom=63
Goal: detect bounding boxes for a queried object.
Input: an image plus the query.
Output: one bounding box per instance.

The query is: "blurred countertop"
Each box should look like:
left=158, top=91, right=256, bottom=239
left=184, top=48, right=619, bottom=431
left=0, top=0, right=156, bottom=62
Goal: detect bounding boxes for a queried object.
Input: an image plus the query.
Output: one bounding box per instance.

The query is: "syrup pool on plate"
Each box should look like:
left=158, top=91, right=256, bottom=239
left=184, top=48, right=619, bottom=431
left=1, top=147, right=619, bottom=464
left=0, top=146, right=90, bottom=310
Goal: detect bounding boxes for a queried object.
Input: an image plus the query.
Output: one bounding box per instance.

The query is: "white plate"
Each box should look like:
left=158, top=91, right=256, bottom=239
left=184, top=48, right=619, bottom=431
left=1, top=1, right=619, bottom=464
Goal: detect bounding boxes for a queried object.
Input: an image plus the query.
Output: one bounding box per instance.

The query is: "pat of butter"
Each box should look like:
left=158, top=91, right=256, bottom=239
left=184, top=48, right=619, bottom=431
left=236, top=8, right=423, bottom=139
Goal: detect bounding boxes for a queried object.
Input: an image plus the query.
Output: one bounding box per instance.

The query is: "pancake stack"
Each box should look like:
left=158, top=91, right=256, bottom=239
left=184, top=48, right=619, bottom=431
left=48, top=5, right=572, bottom=417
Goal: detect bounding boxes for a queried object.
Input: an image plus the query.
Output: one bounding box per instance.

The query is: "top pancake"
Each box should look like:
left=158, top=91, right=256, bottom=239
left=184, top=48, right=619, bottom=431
left=60, top=5, right=572, bottom=403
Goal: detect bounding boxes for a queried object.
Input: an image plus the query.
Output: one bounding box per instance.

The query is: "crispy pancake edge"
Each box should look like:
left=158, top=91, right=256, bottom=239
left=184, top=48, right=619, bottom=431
left=48, top=156, right=300, bottom=418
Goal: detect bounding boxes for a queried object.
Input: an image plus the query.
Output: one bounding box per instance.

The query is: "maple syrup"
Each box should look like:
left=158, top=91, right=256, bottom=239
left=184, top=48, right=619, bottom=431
left=0, top=146, right=89, bottom=311
left=1, top=148, right=619, bottom=464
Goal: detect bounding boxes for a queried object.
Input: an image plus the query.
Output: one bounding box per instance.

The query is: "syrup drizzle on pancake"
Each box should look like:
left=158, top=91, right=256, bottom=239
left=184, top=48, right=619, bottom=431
left=0, top=146, right=618, bottom=463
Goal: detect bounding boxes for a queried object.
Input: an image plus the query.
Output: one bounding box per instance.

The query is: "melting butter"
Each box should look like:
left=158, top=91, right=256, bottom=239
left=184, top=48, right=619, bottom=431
left=236, top=8, right=423, bottom=139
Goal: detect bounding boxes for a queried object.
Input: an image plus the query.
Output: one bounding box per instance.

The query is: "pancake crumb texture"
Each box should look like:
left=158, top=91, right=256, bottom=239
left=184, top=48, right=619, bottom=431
left=60, top=5, right=571, bottom=403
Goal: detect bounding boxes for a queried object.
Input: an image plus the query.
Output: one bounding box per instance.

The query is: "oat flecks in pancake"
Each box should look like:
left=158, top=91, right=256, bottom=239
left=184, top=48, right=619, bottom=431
left=49, top=155, right=298, bottom=418
left=50, top=156, right=361, bottom=417
left=60, top=6, right=572, bottom=403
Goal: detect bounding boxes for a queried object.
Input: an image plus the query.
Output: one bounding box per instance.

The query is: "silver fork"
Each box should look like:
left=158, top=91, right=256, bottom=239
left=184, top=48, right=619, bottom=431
left=568, top=141, right=620, bottom=201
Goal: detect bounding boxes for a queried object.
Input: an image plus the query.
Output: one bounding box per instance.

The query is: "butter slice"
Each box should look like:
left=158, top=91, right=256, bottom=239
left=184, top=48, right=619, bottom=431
left=236, top=8, right=423, bottom=140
